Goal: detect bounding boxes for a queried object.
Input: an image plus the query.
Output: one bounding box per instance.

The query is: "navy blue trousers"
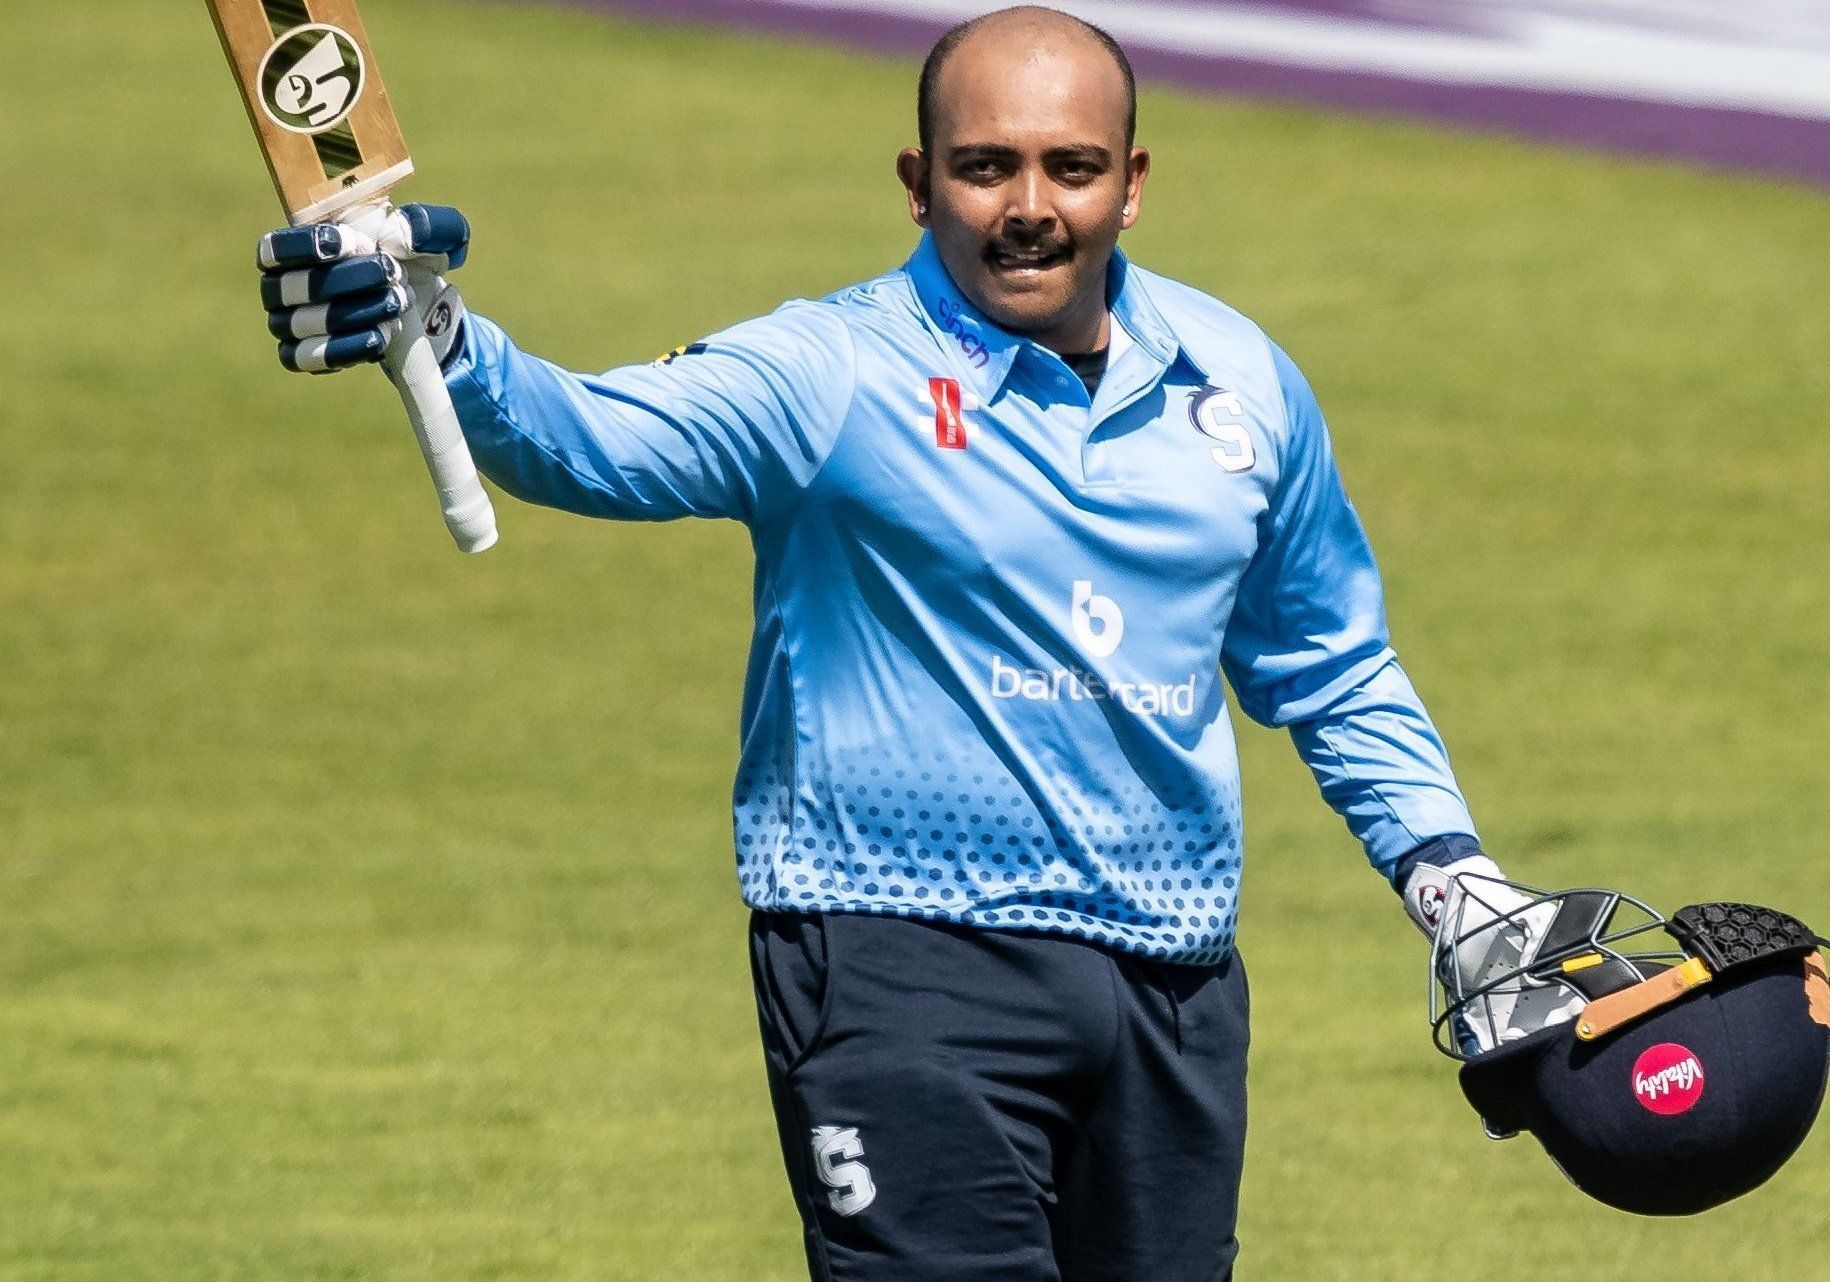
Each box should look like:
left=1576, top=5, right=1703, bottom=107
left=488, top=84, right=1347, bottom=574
left=750, top=911, right=1250, bottom=1281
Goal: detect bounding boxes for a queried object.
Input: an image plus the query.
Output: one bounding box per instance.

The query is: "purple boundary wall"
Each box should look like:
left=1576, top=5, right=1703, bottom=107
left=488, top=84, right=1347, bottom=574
left=544, top=0, right=1830, bottom=188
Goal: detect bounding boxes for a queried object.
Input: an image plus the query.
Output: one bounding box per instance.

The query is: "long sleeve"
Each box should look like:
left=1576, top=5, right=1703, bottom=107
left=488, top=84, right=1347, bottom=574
left=442, top=302, right=857, bottom=526
left=1221, top=340, right=1476, bottom=880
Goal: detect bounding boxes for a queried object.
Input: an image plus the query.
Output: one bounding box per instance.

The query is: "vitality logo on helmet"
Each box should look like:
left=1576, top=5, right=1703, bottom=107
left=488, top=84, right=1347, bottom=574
left=989, top=581, right=1198, bottom=718
left=1632, top=1043, right=1706, bottom=1116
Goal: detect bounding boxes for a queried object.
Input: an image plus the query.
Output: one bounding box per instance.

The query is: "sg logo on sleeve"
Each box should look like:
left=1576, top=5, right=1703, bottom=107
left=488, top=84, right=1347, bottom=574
left=1189, top=386, right=1256, bottom=474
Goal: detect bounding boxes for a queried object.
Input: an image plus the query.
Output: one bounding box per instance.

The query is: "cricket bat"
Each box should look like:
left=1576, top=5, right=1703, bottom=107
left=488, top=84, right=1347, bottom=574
left=206, top=0, right=498, bottom=553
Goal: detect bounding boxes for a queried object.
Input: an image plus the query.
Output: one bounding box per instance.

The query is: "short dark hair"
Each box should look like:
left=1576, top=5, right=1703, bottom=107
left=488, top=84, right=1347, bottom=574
left=916, top=8, right=1137, bottom=154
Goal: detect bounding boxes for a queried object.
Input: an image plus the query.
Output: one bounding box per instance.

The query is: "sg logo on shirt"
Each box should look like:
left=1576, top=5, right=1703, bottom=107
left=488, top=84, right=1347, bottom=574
left=1189, top=386, right=1256, bottom=474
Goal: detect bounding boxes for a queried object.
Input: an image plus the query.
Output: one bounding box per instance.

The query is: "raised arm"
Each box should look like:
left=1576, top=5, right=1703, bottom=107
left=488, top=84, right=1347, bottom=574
left=444, top=303, right=856, bottom=526
left=254, top=202, right=855, bottom=530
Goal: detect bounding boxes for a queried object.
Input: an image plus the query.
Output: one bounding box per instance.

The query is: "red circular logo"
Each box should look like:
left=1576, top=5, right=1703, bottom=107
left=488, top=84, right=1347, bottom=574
left=1632, top=1042, right=1706, bottom=1116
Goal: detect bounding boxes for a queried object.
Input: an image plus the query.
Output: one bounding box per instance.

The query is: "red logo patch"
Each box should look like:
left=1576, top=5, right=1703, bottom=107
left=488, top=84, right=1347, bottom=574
left=929, top=377, right=967, bottom=450
left=1632, top=1043, right=1706, bottom=1116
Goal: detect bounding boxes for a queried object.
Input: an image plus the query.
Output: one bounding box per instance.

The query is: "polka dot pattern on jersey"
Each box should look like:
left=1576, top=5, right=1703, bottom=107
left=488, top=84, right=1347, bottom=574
left=733, top=741, right=1244, bottom=964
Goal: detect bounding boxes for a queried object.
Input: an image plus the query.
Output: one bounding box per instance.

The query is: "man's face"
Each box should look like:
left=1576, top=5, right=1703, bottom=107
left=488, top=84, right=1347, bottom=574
left=898, top=31, right=1148, bottom=353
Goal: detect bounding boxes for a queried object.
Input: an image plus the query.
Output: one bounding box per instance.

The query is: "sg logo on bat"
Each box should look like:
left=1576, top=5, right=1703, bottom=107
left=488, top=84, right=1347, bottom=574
left=257, top=24, right=366, bottom=134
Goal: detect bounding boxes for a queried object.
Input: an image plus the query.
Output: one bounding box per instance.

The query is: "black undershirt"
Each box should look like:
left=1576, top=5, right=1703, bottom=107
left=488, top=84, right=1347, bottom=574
left=1059, top=347, right=1110, bottom=399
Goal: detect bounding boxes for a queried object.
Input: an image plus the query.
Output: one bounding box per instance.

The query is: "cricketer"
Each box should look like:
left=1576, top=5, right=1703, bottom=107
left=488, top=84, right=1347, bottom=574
left=253, top=7, right=1531, bottom=1277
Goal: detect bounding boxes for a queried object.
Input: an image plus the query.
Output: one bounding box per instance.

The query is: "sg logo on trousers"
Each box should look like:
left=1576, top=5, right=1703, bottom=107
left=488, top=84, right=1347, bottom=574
left=811, top=1126, right=877, bottom=1216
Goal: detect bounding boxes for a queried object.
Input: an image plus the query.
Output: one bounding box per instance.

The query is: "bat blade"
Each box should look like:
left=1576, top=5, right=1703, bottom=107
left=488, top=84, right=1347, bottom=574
left=207, top=0, right=500, bottom=553
left=206, top=0, right=414, bottom=224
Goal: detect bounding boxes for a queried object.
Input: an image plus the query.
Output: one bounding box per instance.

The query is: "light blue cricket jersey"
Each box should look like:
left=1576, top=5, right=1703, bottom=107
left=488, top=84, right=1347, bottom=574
left=443, top=233, right=1476, bottom=964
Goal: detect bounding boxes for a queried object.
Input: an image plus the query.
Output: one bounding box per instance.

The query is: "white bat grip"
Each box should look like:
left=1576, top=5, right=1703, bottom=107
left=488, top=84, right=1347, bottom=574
left=381, top=314, right=498, bottom=554
left=338, top=200, right=497, bottom=553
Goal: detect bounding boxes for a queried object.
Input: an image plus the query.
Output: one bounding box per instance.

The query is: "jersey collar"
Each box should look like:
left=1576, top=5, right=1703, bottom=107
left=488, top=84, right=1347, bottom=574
left=904, top=232, right=1202, bottom=400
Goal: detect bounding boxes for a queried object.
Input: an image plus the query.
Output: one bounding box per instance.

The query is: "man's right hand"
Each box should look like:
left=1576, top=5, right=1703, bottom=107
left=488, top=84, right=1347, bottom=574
left=256, top=203, right=471, bottom=374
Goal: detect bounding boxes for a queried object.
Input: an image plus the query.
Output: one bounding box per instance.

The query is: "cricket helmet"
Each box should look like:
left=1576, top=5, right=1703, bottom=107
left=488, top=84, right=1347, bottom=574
left=1430, top=881, right=1830, bottom=1216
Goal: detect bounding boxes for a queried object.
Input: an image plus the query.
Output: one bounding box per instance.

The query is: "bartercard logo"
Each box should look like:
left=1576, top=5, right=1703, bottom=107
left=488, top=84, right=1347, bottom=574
left=991, top=656, right=1196, bottom=717
left=1070, top=580, right=1123, bottom=657
left=1633, top=1043, right=1706, bottom=1116
left=258, top=25, right=366, bottom=135
left=1189, top=386, right=1256, bottom=473
left=989, top=581, right=1196, bottom=718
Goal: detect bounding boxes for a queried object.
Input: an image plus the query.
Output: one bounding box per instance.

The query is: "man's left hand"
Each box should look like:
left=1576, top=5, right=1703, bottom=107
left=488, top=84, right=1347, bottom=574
left=1404, top=851, right=1585, bottom=1055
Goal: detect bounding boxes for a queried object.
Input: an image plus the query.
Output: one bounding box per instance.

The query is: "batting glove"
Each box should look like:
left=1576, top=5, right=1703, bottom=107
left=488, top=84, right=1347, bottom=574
left=1403, top=846, right=1586, bottom=1055
left=257, top=203, right=470, bottom=374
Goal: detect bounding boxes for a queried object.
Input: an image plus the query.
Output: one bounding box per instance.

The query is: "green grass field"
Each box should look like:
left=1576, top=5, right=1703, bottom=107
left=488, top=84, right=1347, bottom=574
left=3, top=1, right=1828, bottom=1277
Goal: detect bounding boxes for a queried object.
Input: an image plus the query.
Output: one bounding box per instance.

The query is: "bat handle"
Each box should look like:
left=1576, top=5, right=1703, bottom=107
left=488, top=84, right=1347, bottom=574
left=381, top=323, right=498, bottom=553
left=339, top=200, right=497, bottom=553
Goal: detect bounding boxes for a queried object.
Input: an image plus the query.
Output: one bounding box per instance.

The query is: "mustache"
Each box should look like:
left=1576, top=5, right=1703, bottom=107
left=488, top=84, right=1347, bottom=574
left=983, top=234, right=1074, bottom=258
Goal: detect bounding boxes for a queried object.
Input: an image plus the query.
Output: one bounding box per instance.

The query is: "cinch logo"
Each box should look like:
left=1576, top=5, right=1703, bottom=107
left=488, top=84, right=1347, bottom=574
left=933, top=295, right=992, bottom=369
left=988, top=581, right=1197, bottom=718
left=1632, top=1043, right=1706, bottom=1116
left=919, top=377, right=976, bottom=450
left=811, top=1126, right=877, bottom=1217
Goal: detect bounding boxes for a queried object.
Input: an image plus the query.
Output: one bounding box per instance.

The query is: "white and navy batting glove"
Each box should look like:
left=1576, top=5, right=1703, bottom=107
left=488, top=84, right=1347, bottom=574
left=257, top=203, right=470, bottom=374
left=1402, top=839, right=1585, bottom=1055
